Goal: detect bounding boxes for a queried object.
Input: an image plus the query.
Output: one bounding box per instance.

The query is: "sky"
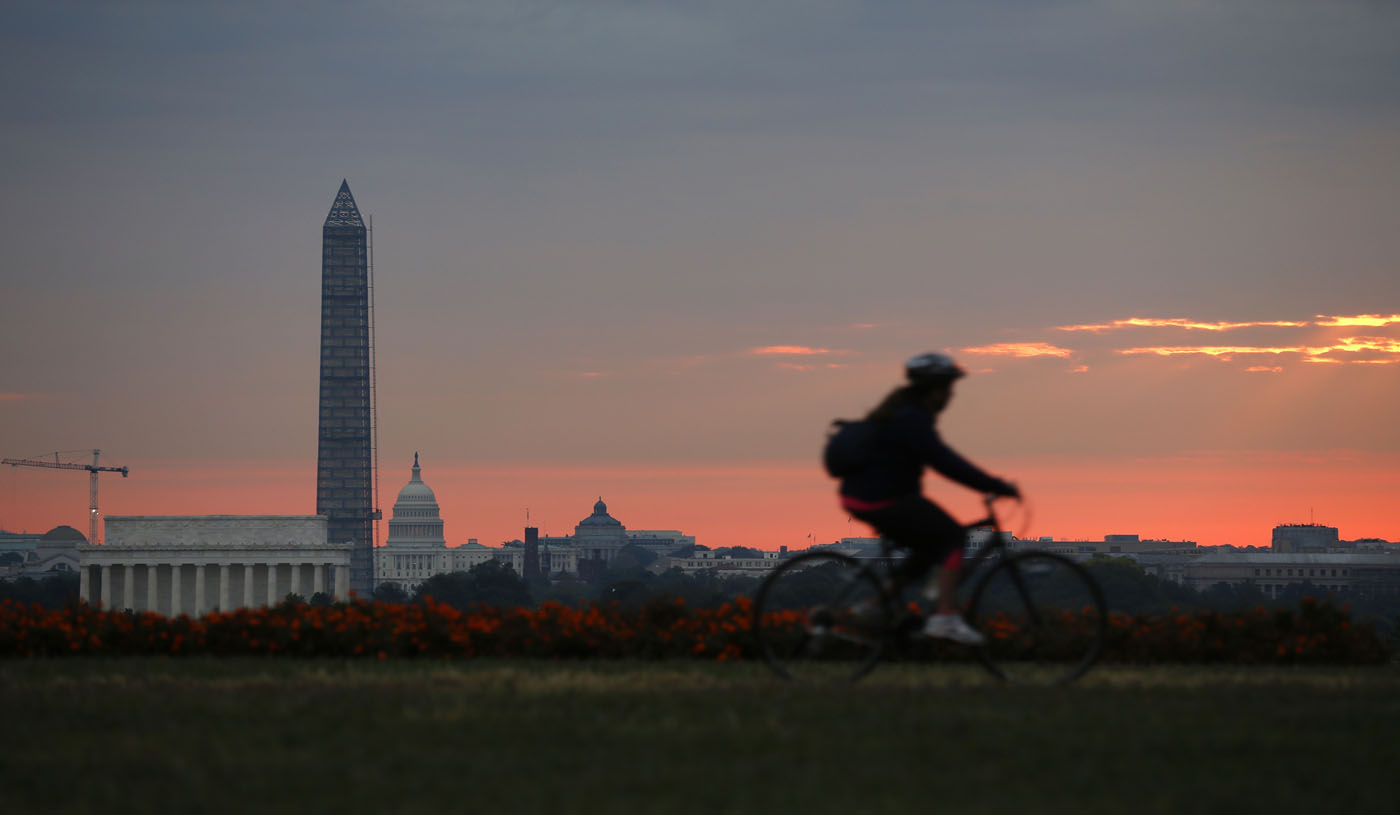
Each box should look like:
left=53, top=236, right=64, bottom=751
left=2, top=0, right=1398, bottom=551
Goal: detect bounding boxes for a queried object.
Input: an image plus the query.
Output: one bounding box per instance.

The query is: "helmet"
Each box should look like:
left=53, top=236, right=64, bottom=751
left=905, top=352, right=965, bottom=384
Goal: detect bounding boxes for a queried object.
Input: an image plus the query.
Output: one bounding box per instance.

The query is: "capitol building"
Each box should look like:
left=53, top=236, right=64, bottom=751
left=373, top=454, right=496, bottom=594
left=372, top=455, right=695, bottom=594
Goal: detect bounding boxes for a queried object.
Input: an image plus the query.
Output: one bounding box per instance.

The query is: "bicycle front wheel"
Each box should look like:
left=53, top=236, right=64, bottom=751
left=967, top=551, right=1106, bottom=685
left=752, top=552, right=890, bottom=683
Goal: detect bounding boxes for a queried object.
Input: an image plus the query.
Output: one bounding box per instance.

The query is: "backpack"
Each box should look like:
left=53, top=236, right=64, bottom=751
left=822, top=419, right=880, bottom=478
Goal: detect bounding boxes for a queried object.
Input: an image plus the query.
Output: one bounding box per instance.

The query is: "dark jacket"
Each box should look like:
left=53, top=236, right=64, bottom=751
left=839, top=401, right=1008, bottom=501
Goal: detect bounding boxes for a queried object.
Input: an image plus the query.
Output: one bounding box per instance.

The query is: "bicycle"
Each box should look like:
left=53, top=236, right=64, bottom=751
left=751, top=495, right=1107, bottom=685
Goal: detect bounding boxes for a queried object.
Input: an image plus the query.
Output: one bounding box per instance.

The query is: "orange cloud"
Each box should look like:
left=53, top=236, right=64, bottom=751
left=1058, top=317, right=1308, bottom=333
left=1119, top=345, right=1300, bottom=358
left=776, top=362, right=847, bottom=372
left=1120, top=336, right=1400, bottom=364
left=961, top=342, right=1074, bottom=358
left=1245, top=366, right=1283, bottom=373
left=747, top=345, right=837, bottom=356
left=1314, top=313, right=1400, bottom=327
left=1327, top=336, right=1400, bottom=354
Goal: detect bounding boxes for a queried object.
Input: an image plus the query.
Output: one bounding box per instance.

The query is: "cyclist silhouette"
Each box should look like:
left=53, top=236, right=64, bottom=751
left=837, top=352, right=1019, bottom=644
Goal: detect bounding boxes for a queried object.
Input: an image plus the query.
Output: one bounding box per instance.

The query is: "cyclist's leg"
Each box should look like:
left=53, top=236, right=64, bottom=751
left=854, top=496, right=962, bottom=595
left=933, top=548, right=963, bottom=614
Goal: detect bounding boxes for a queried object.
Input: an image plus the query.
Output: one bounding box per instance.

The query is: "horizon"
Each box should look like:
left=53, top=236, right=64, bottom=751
left=3, top=450, right=1394, bottom=551
left=3, top=3, right=1397, bottom=552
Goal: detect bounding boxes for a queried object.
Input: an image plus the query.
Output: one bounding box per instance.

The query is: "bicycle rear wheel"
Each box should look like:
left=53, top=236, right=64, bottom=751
left=752, top=552, right=890, bottom=683
left=966, top=551, right=1106, bottom=685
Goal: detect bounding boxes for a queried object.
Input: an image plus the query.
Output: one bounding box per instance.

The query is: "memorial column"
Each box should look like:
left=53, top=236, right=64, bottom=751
left=79, top=565, right=90, bottom=604
left=266, top=564, right=279, bottom=606
left=219, top=564, right=230, bottom=611
left=147, top=564, right=159, bottom=612
left=194, top=565, right=206, bottom=615
left=170, top=564, right=182, bottom=616
left=122, top=566, right=135, bottom=611
left=100, top=565, right=111, bottom=609
left=334, top=564, right=350, bottom=601
left=243, top=564, right=255, bottom=607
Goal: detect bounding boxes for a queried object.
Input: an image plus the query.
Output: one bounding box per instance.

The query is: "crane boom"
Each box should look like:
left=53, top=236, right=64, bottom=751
left=2, top=449, right=130, bottom=545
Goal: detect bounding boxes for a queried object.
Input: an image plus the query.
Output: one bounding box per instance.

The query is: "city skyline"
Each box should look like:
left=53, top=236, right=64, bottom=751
left=2, top=2, right=1397, bottom=551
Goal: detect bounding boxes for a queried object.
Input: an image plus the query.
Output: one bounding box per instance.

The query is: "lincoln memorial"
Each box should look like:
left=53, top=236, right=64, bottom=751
left=78, top=516, right=356, bottom=615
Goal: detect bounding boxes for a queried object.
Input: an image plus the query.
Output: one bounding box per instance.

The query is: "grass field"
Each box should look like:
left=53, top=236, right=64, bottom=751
left=3, top=659, right=1397, bottom=815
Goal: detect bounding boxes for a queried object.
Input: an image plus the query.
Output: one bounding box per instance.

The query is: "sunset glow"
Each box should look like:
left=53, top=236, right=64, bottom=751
left=2, top=4, right=1398, bottom=561
left=1057, top=317, right=1309, bottom=333
left=3, top=454, right=1395, bottom=552
left=747, top=346, right=839, bottom=356
left=1117, top=337, right=1400, bottom=364
left=1118, top=345, right=1299, bottom=358
left=961, top=342, right=1075, bottom=358
left=1314, top=314, right=1400, bottom=327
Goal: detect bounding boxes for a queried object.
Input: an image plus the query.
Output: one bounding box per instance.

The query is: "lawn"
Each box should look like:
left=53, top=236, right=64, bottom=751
left=2, top=659, right=1397, bottom=814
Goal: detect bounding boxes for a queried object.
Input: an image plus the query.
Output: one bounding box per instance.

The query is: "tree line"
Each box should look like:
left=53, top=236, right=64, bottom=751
left=6, top=552, right=1397, bottom=640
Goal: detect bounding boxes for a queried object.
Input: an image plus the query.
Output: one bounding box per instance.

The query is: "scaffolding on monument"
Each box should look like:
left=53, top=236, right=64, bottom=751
left=368, top=214, right=381, bottom=588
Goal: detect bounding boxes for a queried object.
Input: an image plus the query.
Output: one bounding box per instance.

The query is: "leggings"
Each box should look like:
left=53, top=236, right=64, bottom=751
left=848, top=494, right=965, bottom=584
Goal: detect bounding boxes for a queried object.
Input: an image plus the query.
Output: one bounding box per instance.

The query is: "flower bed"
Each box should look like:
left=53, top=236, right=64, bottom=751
left=1102, top=596, right=1390, bottom=665
left=0, top=595, right=1387, bottom=664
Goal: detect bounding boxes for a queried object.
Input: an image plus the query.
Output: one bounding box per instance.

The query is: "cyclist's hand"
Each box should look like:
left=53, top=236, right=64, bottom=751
left=993, top=480, right=1021, bottom=501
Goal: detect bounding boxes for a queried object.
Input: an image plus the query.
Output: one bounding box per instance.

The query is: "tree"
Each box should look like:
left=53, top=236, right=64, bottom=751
left=412, top=561, right=532, bottom=609
left=468, top=560, right=533, bottom=607
left=599, top=579, right=649, bottom=607
left=0, top=573, right=78, bottom=609
left=1082, top=556, right=1197, bottom=614
left=372, top=582, right=410, bottom=603
left=577, top=557, right=608, bottom=585
left=1198, top=580, right=1269, bottom=611
left=535, top=573, right=592, bottom=608
left=615, top=543, right=658, bottom=567
left=412, top=571, right=477, bottom=608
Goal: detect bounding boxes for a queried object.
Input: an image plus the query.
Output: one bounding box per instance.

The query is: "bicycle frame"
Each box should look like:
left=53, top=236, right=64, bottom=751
left=872, top=494, right=1013, bottom=602
left=753, top=493, right=1105, bottom=684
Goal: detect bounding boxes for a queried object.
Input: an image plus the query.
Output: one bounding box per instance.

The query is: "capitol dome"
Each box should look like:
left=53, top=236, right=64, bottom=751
left=575, top=498, right=625, bottom=538
left=385, top=453, right=446, bottom=548
left=394, top=453, right=439, bottom=506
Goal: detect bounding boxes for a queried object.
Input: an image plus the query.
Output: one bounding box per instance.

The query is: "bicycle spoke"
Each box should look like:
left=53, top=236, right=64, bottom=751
left=752, top=552, right=889, bottom=683
left=967, top=552, right=1106, bottom=685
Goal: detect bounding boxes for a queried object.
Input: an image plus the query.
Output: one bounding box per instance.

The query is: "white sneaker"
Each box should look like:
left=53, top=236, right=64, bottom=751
left=922, top=613, right=985, bottom=646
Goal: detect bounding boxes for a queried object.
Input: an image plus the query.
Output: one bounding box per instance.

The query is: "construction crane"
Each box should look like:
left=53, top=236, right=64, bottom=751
left=2, top=449, right=129, bottom=545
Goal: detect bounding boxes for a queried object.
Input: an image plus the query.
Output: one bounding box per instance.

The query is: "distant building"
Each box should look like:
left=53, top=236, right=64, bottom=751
left=26, top=525, right=82, bottom=576
left=1, top=529, right=49, bottom=577
left=1176, top=550, right=1400, bottom=598
left=316, top=180, right=377, bottom=595
left=1271, top=524, right=1339, bottom=553
left=528, top=499, right=694, bottom=576
left=665, top=549, right=781, bottom=579
left=1012, top=534, right=1198, bottom=558
left=2, top=526, right=81, bottom=579
left=373, top=496, right=696, bottom=583
left=79, top=516, right=353, bottom=614
left=373, top=455, right=496, bottom=594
